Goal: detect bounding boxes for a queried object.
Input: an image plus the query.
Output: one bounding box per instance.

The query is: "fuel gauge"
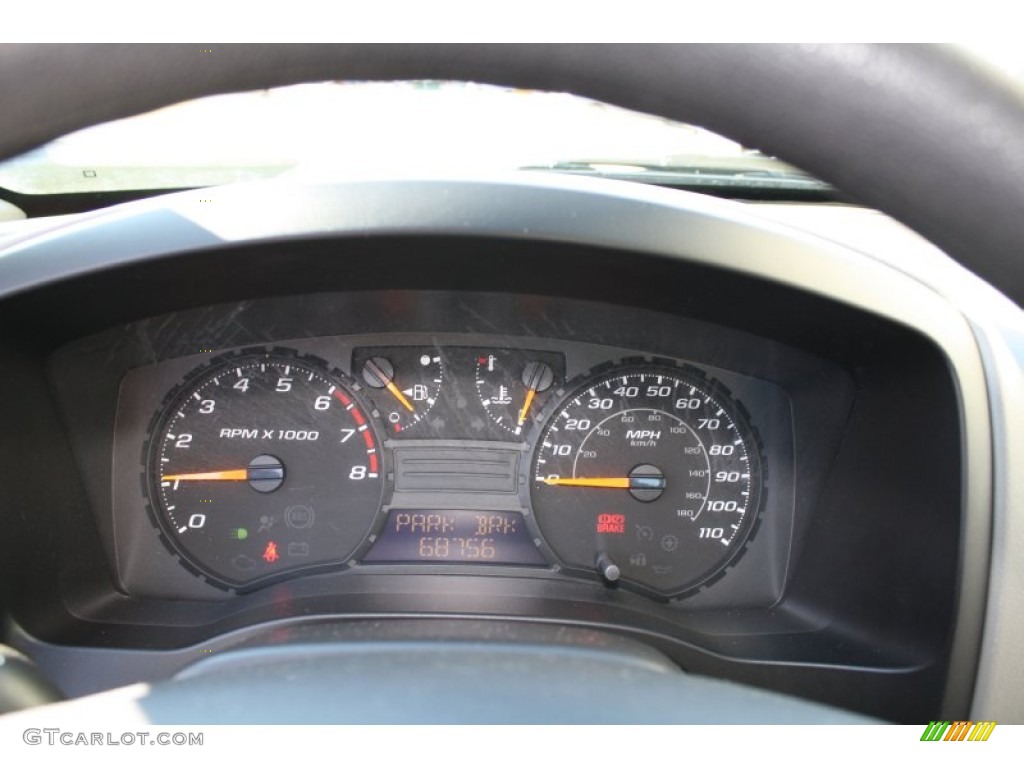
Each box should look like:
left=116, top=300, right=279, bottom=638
left=475, top=350, right=563, bottom=436
left=355, top=347, right=444, bottom=434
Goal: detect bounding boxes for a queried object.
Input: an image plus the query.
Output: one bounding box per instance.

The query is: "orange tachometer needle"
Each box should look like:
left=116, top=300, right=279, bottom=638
left=386, top=381, right=416, bottom=412
left=543, top=477, right=632, bottom=489
left=162, top=469, right=248, bottom=482
left=517, top=388, right=537, bottom=426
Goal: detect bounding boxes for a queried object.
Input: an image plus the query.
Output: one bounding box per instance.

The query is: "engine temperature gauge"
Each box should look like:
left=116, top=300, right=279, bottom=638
left=475, top=350, right=563, bottom=436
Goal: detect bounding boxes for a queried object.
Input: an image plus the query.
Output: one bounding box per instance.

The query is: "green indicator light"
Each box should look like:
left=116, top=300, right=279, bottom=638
left=231, top=527, right=248, bottom=540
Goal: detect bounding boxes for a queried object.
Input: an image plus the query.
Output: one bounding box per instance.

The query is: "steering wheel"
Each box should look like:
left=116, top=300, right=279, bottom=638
left=0, top=43, right=1021, bottom=724
left=1, top=44, right=1022, bottom=305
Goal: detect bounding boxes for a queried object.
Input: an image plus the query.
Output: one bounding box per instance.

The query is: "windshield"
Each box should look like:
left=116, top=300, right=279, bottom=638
left=0, top=80, right=826, bottom=196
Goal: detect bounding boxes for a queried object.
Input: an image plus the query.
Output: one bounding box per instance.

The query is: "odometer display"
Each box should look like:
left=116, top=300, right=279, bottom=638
left=145, top=351, right=384, bottom=589
left=530, top=366, right=763, bottom=597
left=364, top=509, right=545, bottom=565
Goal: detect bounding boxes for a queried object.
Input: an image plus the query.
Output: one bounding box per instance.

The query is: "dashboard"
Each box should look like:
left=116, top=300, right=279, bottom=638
left=0, top=175, right=1001, bottom=724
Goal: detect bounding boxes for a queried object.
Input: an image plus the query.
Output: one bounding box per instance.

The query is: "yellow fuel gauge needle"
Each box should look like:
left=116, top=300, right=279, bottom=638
left=386, top=380, right=416, bottom=413
left=362, top=357, right=416, bottom=413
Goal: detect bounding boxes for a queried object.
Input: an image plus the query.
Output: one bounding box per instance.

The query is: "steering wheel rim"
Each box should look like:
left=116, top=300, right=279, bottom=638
left=1, top=43, right=1022, bottom=305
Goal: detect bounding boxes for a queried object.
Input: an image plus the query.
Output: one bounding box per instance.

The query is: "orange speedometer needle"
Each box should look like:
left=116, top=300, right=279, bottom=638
left=543, top=476, right=667, bottom=490
left=386, top=380, right=416, bottom=413
left=162, top=469, right=248, bottom=481
left=543, top=477, right=631, bottom=489
left=517, top=388, right=537, bottom=426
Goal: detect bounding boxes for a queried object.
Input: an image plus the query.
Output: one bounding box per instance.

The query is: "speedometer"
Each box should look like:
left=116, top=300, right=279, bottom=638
left=529, top=364, right=764, bottom=597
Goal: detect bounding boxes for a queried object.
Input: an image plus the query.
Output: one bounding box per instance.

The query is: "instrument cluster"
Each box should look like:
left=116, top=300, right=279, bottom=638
left=114, top=332, right=791, bottom=603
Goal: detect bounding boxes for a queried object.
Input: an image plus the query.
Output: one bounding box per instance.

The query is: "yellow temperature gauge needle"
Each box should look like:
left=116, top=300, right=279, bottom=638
left=162, top=469, right=248, bottom=482
left=517, top=388, right=537, bottom=426
left=386, top=380, right=415, bottom=412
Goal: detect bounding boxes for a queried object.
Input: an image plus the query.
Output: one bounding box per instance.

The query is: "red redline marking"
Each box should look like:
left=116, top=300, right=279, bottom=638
left=351, top=408, right=366, bottom=426
left=394, top=423, right=402, bottom=433
left=369, top=454, right=379, bottom=473
left=332, top=390, right=352, bottom=406
left=361, top=430, right=374, bottom=448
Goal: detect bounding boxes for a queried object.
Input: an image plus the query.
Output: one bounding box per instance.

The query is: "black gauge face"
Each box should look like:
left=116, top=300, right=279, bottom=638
left=530, top=365, right=763, bottom=597
left=474, top=350, right=561, bottom=437
left=145, top=352, right=384, bottom=589
left=353, top=346, right=444, bottom=435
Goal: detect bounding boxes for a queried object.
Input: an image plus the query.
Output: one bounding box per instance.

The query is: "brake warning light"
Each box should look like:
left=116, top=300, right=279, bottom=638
left=596, top=513, right=625, bottom=534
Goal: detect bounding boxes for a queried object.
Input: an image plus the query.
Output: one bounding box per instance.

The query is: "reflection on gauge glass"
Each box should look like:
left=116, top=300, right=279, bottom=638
left=530, top=365, right=763, bottom=597
left=145, top=351, right=384, bottom=589
left=354, top=346, right=444, bottom=434
left=474, top=350, right=562, bottom=436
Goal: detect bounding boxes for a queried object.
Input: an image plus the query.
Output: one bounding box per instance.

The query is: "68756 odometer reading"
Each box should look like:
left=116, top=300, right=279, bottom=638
left=364, top=510, right=545, bottom=565
left=530, top=365, right=764, bottom=597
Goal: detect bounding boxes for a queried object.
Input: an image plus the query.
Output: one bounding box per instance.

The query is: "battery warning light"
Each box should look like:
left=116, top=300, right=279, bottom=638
left=596, top=513, right=626, bottom=534
left=262, top=541, right=279, bottom=563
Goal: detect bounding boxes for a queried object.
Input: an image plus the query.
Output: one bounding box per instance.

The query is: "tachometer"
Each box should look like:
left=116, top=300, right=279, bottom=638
left=529, top=364, right=764, bottom=597
left=144, top=350, right=384, bottom=589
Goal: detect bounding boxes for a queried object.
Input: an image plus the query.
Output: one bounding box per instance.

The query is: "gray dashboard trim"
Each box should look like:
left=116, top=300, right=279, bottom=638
left=964, top=320, right=1024, bottom=720
left=0, top=629, right=877, bottom=725
left=0, top=173, right=1001, bottom=719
